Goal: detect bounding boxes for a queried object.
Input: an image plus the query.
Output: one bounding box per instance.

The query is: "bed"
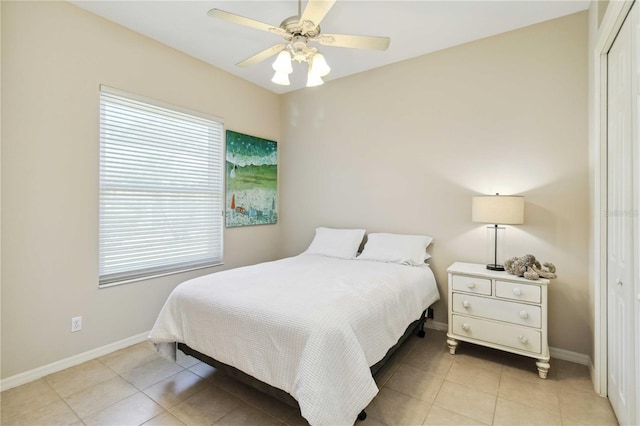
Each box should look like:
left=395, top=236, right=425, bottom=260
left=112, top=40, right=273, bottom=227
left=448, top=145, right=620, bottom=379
left=148, top=229, right=440, bottom=425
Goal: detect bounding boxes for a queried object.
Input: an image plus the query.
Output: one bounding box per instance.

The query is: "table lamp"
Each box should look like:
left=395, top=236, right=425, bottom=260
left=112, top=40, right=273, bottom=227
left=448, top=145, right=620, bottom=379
left=472, top=194, right=524, bottom=271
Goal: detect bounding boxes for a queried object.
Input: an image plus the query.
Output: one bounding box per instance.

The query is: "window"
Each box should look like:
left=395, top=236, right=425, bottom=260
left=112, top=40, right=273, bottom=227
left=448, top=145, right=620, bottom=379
left=99, top=86, right=224, bottom=287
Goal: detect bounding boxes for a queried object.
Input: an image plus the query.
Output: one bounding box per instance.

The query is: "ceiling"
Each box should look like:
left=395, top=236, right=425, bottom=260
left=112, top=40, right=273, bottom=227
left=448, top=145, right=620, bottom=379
left=70, top=1, right=590, bottom=94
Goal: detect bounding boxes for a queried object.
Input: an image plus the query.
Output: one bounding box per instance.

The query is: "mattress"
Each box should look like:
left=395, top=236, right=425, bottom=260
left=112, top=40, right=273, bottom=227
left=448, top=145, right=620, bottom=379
left=148, top=254, right=440, bottom=425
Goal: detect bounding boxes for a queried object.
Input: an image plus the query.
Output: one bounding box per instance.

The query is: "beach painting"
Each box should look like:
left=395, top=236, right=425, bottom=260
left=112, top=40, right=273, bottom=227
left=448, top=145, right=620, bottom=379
left=225, top=130, right=278, bottom=227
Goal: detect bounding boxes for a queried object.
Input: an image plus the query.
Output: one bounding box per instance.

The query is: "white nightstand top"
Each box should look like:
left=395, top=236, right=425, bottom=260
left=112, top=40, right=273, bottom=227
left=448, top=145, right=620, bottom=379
left=447, top=262, right=551, bottom=286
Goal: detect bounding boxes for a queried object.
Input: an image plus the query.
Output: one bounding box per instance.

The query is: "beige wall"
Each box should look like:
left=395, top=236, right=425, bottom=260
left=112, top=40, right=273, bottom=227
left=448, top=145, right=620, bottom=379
left=279, top=12, right=589, bottom=354
left=1, top=1, right=281, bottom=378
left=1, top=2, right=590, bottom=381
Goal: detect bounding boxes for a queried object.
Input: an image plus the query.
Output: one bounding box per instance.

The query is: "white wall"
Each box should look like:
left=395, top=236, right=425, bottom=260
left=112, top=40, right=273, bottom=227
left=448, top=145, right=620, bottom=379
left=279, top=12, right=590, bottom=355
left=1, top=1, right=281, bottom=379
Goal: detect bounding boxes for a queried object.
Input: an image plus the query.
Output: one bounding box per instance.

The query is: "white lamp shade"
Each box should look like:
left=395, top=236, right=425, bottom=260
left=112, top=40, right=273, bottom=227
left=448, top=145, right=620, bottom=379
left=272, top=50, right=293, bottom=74
left=306, top=72, right=324, bottom=87
left=271, top=70, right=291, bottom=86
left=310, top=53, right=331, bottom=77
left=472, top=195, right=524, bottom=225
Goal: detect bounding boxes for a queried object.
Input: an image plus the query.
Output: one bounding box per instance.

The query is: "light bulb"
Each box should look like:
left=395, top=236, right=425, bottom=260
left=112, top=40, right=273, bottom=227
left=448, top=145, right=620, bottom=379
left=272, top=70, right=291, bottom=86
left=306, top=71, right=324, bottom=87
left=310, top=53, right=330, bottom=77
left=272, top=50, right=293, bottom=74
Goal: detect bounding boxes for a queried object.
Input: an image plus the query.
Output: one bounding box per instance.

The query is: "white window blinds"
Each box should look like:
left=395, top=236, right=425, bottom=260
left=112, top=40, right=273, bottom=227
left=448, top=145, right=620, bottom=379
left=99, top=86, right=224, bottom=286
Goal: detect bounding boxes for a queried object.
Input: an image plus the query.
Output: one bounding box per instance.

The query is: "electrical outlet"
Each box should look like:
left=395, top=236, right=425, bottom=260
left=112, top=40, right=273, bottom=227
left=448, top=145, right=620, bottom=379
left=71, top=316, right=82, bottom=332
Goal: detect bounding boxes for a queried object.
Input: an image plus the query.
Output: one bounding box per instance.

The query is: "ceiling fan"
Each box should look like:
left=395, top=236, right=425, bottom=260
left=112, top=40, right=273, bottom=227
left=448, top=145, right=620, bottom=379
left=207, top=0, right=390, bottom=87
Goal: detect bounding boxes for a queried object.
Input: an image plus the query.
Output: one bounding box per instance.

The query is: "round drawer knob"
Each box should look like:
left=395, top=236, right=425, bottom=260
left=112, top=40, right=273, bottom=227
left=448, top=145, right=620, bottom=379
left=467, top=283, right=476, bottom=289
left=519, top=310, right=529, bottom=319
left=462, top=323, right=470, bottom=331
left=519, top=335, right=528, bottom=344
left=462, top=301, right=471, bottom=308
left=512, top=288, right=522, bottom=296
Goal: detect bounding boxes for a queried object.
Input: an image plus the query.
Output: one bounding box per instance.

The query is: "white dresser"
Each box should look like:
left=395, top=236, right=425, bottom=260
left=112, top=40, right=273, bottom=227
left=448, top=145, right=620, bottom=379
left=446, top=262, right=551, bottom=378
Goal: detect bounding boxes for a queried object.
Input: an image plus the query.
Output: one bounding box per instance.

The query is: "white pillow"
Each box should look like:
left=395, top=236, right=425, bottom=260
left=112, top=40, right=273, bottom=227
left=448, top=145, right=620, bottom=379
left=303, top=227, right=366, bottom=259
left=357, top=233, right=433, bottom=266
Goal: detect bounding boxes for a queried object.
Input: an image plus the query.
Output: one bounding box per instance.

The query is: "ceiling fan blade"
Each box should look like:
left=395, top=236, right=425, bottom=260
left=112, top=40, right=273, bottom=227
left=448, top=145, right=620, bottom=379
left=318, top=33, right=390, bottom=51
left=236, top=44, right=287, bottom=67
left=207, top=9, right=287, bottom=37
left=300, top=0, right=336, bottom=31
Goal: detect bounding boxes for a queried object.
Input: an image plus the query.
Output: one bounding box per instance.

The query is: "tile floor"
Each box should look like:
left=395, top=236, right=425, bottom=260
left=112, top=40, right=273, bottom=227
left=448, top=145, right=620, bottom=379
left=0, top=329, right=618, bottom=426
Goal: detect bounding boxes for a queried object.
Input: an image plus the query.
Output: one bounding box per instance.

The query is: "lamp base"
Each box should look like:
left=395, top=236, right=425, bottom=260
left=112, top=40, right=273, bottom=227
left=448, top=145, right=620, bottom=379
left=486, top=264, right=505, bottom=271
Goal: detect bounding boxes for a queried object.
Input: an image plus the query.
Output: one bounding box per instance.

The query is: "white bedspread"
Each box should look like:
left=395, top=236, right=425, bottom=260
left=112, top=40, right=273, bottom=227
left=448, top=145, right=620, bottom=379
left=148, top=254, right=440, bottom=426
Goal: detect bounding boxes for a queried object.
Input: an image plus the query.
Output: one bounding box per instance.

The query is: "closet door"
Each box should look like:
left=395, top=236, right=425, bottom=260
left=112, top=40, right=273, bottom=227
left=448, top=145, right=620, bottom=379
left=607, top=3, right=637, bottom=425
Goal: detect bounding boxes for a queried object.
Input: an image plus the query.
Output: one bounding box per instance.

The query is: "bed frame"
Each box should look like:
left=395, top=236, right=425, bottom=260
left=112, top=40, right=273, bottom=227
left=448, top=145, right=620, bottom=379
left=177, top=308, right=430, bottom=423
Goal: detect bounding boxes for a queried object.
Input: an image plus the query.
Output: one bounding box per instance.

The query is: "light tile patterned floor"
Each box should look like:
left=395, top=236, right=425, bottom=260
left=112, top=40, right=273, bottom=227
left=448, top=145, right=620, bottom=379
left=0, top=329, right=618, bottom=425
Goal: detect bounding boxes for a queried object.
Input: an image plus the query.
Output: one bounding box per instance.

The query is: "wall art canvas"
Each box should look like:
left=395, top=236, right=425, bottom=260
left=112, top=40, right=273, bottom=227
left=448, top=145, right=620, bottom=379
left=225, top=130, right=278, bottom=227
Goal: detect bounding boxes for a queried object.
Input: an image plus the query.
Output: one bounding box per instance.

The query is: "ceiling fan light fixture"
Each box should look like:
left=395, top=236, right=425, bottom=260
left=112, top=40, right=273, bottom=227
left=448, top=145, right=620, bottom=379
left=272, top=70, right=291, bottom=86
left=272, top=50, right=293, bottom=74
left=209, top=0, right=390, bottom=89
left=310, top=53, right=331, bottom=77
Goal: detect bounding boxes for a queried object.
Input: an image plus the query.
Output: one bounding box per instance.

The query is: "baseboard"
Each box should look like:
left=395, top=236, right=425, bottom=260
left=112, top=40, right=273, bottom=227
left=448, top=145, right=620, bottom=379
left=425, top=319, right=448, bottom=332
left=0, top=325, right=592, bottom=392
left=0, top=331, right=150, bottom=392
left=549, top=346, right=590, bottom=366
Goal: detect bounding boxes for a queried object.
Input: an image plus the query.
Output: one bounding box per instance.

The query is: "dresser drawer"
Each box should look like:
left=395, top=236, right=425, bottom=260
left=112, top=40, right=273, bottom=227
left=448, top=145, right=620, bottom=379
left=452, top=293, right=541, bottom=328
left=451, top=274, right=491, bottom=295
left=495, top=280, right=541, bottom=303
left=451, top=315, right=542, bottom=354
